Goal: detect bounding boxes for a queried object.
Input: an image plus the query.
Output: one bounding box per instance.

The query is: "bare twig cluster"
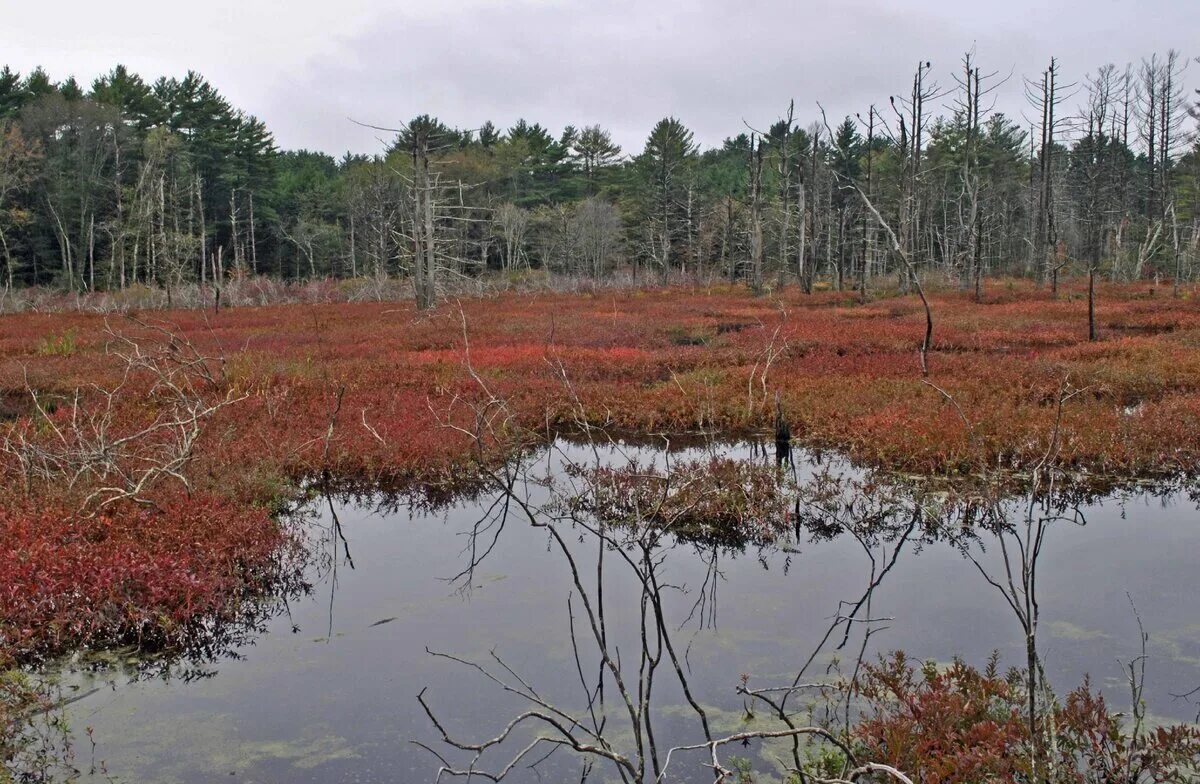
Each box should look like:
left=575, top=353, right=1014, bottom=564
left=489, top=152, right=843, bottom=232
left=1, top=317, right=245, bottom=512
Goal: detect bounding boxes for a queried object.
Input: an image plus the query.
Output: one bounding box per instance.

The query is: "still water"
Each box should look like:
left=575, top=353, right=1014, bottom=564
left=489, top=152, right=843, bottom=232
left=55, top=443, right=1200, bottom=783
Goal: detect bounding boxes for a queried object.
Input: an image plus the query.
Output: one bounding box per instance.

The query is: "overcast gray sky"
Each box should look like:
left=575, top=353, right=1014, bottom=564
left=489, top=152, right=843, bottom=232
left=4, top=0, right=1197, bottom=156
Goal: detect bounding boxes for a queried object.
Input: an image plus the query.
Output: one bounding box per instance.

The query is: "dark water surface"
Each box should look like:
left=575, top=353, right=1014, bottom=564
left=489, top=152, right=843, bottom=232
left=55, top=444, right=1200, bottom=783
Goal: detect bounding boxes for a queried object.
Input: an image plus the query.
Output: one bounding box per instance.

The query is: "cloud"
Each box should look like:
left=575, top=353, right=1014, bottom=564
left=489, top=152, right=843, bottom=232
left=269, top=0, right=971, bottom=153
left=266, top=0, right=1197, bottom=155
left=5, top=0, right=1198, bottom=155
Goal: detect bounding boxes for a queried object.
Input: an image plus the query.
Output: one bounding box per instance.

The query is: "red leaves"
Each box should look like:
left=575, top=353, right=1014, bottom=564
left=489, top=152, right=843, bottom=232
left=4, top=281, right=1200, bottom=664
left=855, top=653, right=1200, bottom=784
left=1057, top=680, right=1200, bottom=782
left=856, top=653, right=1029, bottom=783
left=0, top=493, right=284, bottom=661
left=11, top=282, right=1200, bottom=484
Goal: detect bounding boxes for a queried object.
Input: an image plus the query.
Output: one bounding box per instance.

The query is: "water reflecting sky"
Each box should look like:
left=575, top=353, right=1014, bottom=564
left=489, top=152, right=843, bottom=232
left=54, top=444, right=1200, bottom=783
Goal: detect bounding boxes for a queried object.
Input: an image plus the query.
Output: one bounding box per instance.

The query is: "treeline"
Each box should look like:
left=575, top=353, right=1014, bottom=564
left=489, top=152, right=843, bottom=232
left=0, top=54, right=1198, bottom=307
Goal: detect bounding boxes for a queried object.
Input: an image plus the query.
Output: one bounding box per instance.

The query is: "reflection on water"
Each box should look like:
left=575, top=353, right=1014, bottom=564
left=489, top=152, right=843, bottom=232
left=35, top=442, right=1200, bottom=783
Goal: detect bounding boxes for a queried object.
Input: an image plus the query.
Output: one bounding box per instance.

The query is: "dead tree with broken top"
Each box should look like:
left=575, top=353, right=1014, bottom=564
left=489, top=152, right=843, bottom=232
left=355, top=115, right=483, bottom=310
left=951, top=51, right=1007, bottom=302
left=747, top=133, right=765, bottom=294
left=857, top=106, right=876, bottom=302
left=1026, top=58, right=1074, bottom=296
left=889, top=61, right=941, bottom=293
left=820, top=99, right=934, bottom=376
left=405, top=117, right=441, bottom=310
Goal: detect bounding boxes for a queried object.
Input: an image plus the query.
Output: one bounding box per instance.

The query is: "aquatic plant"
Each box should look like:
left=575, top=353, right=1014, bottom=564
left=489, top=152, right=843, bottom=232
left=563, top=456, right=795, bottom=544
left=855, top=652, right=1200, bottom=784
left=1, top=662, right=73, bottom=782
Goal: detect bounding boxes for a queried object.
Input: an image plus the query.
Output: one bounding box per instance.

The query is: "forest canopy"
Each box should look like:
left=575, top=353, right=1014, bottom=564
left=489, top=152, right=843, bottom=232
left=0, top=54, right=1198, bottom=302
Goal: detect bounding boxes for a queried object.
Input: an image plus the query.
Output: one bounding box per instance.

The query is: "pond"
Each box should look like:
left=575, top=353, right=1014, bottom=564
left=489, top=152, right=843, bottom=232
left=49, top=441, right=1200, bottom=783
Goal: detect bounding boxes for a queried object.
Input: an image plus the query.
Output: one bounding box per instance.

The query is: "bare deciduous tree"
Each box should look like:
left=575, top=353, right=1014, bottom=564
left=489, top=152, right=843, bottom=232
left=492, top=202, right=529, bottom=272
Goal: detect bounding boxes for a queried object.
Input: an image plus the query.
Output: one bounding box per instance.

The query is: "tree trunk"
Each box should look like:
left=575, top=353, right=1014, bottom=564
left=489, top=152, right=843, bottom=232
left=1088, top=267, right=1097, bottom=341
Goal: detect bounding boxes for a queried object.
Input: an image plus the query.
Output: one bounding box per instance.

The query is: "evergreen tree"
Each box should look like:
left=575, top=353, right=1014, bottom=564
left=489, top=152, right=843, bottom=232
left=91, top=65, right=161, bottom=129
left=0, top=67, right=25, bottom=118
left=632, top=117, right=698, bottom=271
left=570, top=124, right=622, bottom=195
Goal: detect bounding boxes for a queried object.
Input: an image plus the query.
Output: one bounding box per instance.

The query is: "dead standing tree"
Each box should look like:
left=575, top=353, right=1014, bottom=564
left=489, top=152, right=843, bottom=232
left=856, top=106, right=877, bottom=302
left=796, top=124, right=819, bottom=293
left=1139, top=51, right=1188, bottom=287
left=748, top=133, right=766, bottom=294
left=950, top=51, right=1008, bottom=302
left=820, top=101, right=934, bottom=376
left=889, top=61, right=941, bottom=293
left=354, top=116, right=484, bottom=310
left=773, top=102, right=797, bottom=289
left=1025, top=58, right=1075, bottom=296
left=492, top=202, right=530, bottom=272
left=406, top=117, right=443, bottom=310
left=746, top=107, right=798, bottom=292
left=810, top=61, right=944, bottom=373
left=1076, top=64, right=1129, bottom=340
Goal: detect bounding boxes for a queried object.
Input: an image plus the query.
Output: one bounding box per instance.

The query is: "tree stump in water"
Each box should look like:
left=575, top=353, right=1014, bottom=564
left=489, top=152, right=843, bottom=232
left=773, top=392, right=791, bottom=466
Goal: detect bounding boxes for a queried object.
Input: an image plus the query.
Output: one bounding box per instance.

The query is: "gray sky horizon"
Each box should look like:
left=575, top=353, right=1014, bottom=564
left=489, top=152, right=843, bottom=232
left=5, top=0, right=1197, bottom=157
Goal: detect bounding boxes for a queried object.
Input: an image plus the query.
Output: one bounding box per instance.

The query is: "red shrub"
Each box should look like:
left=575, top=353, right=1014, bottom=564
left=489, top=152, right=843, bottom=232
left=5, top=281, right=1200, bottom=663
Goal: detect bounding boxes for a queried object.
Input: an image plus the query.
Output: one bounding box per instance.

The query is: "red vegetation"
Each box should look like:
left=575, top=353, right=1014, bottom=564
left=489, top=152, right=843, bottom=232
left=4, top=279, right=1200, bottom=661
left=565, top=457, right=795, bottom=543
left=855, top=651, right=1200, bottom=783
left=0, top=492, right=288, bottom=661
left=855, top=653, right=1030, bottom=782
